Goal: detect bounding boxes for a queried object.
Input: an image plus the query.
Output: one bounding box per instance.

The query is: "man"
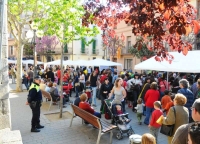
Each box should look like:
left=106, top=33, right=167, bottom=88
left=26, top=76, right=44, bottom=132
left=28, top=68, right=34, bottom=86
left=172, top=98, right=200, bottom=144
left=56, top=67, right=61, bottom=85
left=178, top=79, right=195, bottom=122
left=46, top=68, right=55, bottom=82
left=89, top=71, right=98, bottom=107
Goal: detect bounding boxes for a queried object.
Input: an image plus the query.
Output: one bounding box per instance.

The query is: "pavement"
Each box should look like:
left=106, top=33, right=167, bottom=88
left=9, top=82, right=168, bottom=144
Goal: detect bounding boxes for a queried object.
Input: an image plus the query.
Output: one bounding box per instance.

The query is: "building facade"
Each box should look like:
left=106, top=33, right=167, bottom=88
left=114, top=21, right=141, bottom=72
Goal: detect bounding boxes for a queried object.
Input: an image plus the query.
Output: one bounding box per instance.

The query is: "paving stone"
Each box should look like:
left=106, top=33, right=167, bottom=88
left=9, top=83, right=168, bottom=144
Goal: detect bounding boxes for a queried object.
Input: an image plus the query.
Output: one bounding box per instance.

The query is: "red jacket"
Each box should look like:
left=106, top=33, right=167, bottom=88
left=144, top=89, right=160, bottom=108
left=57, top=70, right=61, bottom=79
left=150, top=109, right=163, bottom=128
left=79, top=102, right=94, bottom=114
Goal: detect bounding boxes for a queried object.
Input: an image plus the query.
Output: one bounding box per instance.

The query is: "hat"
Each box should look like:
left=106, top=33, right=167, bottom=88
left=34, top=75, right=41, bottom=80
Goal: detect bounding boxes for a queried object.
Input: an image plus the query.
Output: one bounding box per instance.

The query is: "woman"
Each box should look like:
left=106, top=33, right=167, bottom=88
left=144, top=82, right=160, bottom=125
left=161, top=93, right=189, bottom=144
left=141, top=133, right=156, bottom=144
left=100, top=78, right=112, bottom=113
left=49, top=82, right=60, bottom=104
left=194, top=79, right=200, bottom=99
left=79, top=71, right=85, bottom=90
left=109, top=78, right=126, bottom=112
left=132, top=73, right=142, bottom=110
left=79, top=93, right=101, bottom=118
left=139, top=77, right=152, bottom=115
left=73, top=72, right=80, bottom=97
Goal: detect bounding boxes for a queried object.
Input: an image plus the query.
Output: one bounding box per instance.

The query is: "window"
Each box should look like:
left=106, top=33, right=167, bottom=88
left=127, top=36, right=131, bottom=48
left=64, top=56, right=68, bottom=60
left=81, top=38, right=86, bottom=53
left=124, top=59, right=133, bottom=70
left=93, top=57, right=96, bottom=60
left=64, top=44, right=68, bottom=53
left=10, top=46, right=14, bottom=55
left=92, top=39, right=96, bottom=54
left=47, top=56, right=54, bottom=62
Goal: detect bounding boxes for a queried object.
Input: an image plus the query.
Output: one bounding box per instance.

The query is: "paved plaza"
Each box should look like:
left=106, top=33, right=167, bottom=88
left=9, top=83, right=168, bottom=144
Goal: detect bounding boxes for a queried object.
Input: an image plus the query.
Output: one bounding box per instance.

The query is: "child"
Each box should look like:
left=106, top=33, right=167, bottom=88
left=68, top=79, right=73, bottom=97
left=163, top=94, right=175, bottom=114
left=141, top=133, right=156, bottom=144
left=148, top=101, right=163, bottom=143
left=161, top=90, right=171, bottom=110
left=188, top=123, right=200, bottom=144
left=135, top=98, right=144, bottom=125
left=84, top=81, right=92, bottom=104
left=115, top=104, right=131, bottom=124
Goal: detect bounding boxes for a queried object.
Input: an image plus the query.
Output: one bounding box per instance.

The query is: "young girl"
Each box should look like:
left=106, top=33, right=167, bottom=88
left=135, top=98, right=144, bottom=125
left=188, top=123, right=200, bottom=144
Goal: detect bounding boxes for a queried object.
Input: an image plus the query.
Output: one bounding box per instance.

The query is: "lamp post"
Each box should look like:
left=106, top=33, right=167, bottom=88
left=26, top=22, right=43, bottom=77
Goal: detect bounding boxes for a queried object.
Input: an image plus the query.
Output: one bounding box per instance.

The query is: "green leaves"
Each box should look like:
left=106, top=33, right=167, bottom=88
left=38, top=0, right=99, bottom=44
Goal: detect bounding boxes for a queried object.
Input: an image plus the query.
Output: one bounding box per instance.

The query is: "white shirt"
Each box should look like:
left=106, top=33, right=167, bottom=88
left=79, top=74, right=85, bottom=83
left=135, top=104, right=144, bottom=113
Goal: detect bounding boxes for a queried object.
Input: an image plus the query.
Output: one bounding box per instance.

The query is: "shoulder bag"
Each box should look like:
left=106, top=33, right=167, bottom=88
left=160, top=107, right=176, bottom=137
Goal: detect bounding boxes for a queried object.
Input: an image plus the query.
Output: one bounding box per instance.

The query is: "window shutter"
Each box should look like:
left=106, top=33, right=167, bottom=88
left=92, top=39, right=96, bottom=54
left=81, top=38, right=85, bottom=53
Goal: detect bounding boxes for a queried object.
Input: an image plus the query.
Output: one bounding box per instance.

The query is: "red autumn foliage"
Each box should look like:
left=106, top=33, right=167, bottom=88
left=82, top=0, right=200, bottom=61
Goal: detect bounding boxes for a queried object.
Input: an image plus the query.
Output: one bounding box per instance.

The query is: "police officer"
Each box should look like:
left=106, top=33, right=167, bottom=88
left=26, top=76, right=44, bottom=132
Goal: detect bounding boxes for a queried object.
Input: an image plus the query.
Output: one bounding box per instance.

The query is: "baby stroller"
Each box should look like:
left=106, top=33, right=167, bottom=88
left=104, top=99, right=135, bottom=140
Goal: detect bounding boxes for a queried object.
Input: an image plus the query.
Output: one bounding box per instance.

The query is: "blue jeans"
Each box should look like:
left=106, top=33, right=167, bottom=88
left=94, top=112, right=101, bottom=118
left=92, top=87, right=97, bottom=105
left=144, top=107, right=154, bottom=125
left=75, top=87, right=79, bottom=97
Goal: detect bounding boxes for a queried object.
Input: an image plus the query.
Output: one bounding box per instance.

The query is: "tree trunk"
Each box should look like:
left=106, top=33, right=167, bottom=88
left=16, top=27, right=23, bottom=92
left=59, top=44, right=64, bottom=118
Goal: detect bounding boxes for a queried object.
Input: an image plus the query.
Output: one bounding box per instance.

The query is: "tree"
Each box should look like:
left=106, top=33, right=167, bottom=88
left=83, top=0, right=200, bottom=61
left=23, top=43, right=34, bottom=59
left=129, top=37, right=155, bottom=61
left=35, top=36, right=59, bottom=61
left=8, top=0, right=48, bottom=92
left=106, top=34, right=125, bottom=61
left=38, top=0, right=99, bottom=117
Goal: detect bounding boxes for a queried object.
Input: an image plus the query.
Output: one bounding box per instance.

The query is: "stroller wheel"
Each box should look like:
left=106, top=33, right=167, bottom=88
left=116, top=132, right=123, bottom=140
left=127, top=129, right=134, bottom=136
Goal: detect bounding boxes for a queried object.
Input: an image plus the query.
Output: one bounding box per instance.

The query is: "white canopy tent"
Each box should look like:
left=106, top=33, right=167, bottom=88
left=89, top=58, right=123, bottom=67
left=134, top=51, right=200, bottom=73
left=22, top=60, right=44, bottom=65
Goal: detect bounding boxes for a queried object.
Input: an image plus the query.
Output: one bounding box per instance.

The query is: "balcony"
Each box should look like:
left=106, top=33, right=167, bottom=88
left=64, top=47, right=73, bottom=54
left=80, top=48, right=88, bottom=54
left=121, top=47, right=129, bottom=54
left=92, top=49, right=99, bottom=55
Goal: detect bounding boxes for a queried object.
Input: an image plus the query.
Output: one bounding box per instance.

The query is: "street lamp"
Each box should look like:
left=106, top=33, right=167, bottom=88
left=26, top=21, right=43, bottom=77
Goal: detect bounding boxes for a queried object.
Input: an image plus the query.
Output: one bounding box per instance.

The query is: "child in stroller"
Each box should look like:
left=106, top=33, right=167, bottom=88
left=108, top=102, right=134, bottom=139
left=113, top=104, right=131, bottom=124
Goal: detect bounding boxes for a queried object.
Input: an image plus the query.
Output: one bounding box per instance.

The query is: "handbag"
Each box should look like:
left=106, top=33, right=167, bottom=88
left=160, top=107, right=176, bottom=136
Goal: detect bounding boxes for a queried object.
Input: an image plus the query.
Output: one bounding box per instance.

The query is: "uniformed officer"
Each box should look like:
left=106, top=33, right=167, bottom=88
left=26, top=75, right=44, bottom=132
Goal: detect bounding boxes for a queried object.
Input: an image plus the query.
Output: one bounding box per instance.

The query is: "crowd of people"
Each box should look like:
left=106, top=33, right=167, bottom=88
left=16, top=63, right=200, bottom=144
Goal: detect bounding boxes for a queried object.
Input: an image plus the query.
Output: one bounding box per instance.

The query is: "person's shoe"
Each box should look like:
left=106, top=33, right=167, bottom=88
left=31, top=128, right=40, bottom=132
left=36, top=124, right=44, bottom=129
left=139, top=122, right=142, bottom=125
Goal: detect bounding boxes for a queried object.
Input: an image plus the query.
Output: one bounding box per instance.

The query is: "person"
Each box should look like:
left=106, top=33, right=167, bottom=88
left=112, top=71, right=118, bottom=84
left=148, top=101, right=163, bottom=143
left=188, top=123, right=200, bottom=144
left=194, top=79, right=200, bottom=99
left=28, top=68, right=34, bottom=86
left=134, top=98, right=144, bottom=125
left=45, top=68, right=55, bottom=82
left=109, top=78, right=126, bottom=112
left=100, top=78, right=112, bottom=113
left=79, top=71, right=85, bottom=90
left=45, top=82, right=51, bottom=93
left=79, top=93, right=101, bottom=118
left=115, top=104, right=131, bottom=124
left=141, top=133, right=156, bottom=144
left=26, top=76, right=44, bottom=132
left=163, top=94, right=175, bottom=114
left=73, top=72, right=80, bottom=97
left=23, top=70, right=29, bottom=90
left=56, top=67, right=61, bottom=85
left=89, top=71, right=98, bottom=107
left=158, top=77, right=170, bottom=99
left=39, top=79, right=46, bottom=91
left=171, top=98, right=200, bottom=144
left=84, top=81, right=92, bottom=104
left=161, top=90, right=172, bottom=110
left=144, top=82, right=160, bottom=125
left=160, top=93, right=189, bottom=144
left=178, top=79, right=195, bottom=122
left=11, top=66, right=16, bottom=84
